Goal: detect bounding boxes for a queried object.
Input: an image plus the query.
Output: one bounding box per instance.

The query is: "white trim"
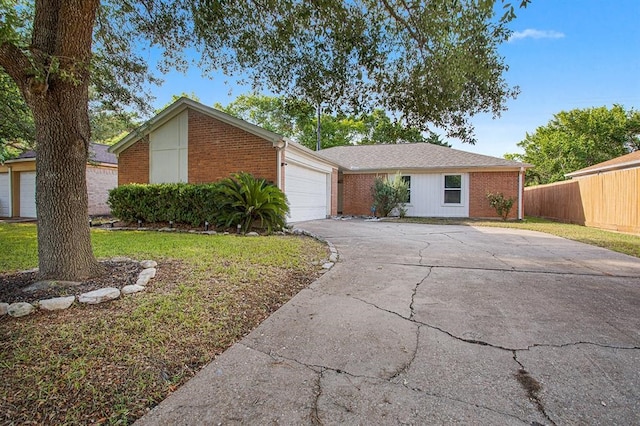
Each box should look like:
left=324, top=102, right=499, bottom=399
left=441, top=173, right=464, bottom=207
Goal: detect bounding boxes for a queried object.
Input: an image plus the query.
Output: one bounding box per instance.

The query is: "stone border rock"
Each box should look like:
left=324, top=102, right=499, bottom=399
left=1, top=259, right=158, bottom=319
left=291, top=227, right=339, bottom=273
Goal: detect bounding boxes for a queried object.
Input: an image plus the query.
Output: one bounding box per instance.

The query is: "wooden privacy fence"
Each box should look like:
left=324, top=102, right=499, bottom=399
left=524, top=167, right=640, bottom=234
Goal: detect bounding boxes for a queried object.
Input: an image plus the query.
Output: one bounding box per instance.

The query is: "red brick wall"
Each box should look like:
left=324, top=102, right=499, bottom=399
left=469, top=171, right=520, bottom=219
left=342, top=173, right=378, bottom=216
left=87, top=165, right=118, bottom=216
left=330, top=168, right=338, bottom=216
left=188, top=110, right=277, bottom=184
left=117, top=110, right=278, bottom=186
left=117, top=136, right=149, bottom=185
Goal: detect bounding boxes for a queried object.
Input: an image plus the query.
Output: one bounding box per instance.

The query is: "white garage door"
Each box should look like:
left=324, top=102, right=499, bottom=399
left=0, top=173, right=10, bottom=217
left=20, top=171, right=37, bottom=218
left=285, top=164, right=329, bottom=222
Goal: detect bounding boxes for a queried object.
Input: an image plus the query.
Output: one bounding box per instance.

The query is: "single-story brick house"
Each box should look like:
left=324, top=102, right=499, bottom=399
left=0, top=143, right=117, bottom=218
left=109, top=98, right=339, bottom=222
left=318, top=143, right=529, bottom=219
left=109, top=97, right=529, bottom=222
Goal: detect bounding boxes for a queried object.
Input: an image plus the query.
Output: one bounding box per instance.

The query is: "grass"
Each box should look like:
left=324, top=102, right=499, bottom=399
left=0, top=223, right=329, bottom=424
left=392, top=216, right=640, bottom=258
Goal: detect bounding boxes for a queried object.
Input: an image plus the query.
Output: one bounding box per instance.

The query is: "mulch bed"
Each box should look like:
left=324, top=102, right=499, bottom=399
left=0, top=261, right=143, bottom=305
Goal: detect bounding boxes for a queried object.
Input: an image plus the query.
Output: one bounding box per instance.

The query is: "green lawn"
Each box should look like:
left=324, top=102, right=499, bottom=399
left=0, top=223, right=328, bottom=424
left=393, top=216, right=640, bottom=258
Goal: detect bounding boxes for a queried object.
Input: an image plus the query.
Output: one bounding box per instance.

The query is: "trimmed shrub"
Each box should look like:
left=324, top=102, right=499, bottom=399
left=108, top=183, right=222, bottom=226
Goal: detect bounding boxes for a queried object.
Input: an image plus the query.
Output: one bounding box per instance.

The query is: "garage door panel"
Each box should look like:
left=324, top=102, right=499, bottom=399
left=20, top=172, right=37, bottom=218
left=0, top=173, right=10, bottom=217
left=286, top=164, right=329, bottom=222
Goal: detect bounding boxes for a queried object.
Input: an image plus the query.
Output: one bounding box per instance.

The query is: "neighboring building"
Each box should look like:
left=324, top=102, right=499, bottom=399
left=109, top=98, right=339, bottom=223
left=318, top=143, right=529, bottom=219
left=0, top=144, right=118, bottom=218
left=110, top=98, right=530, bottom=222
left=525, top=150, right=640, bottom=234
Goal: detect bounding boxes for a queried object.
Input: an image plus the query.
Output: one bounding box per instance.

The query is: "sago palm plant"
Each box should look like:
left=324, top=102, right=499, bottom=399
left=217, top=172, right=289, bottom=233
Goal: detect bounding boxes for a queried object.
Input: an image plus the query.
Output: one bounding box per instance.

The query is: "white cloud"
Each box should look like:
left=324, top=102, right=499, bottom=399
left=509, top=29, right=565, bottom=42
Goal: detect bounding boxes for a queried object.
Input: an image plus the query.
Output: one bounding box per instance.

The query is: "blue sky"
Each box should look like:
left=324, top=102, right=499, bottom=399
left=148, top=0, right=640, bottom=158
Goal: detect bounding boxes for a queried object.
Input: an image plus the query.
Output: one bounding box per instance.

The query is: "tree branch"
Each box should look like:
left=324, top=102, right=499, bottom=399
left=0, top=42, right=31, bottom=90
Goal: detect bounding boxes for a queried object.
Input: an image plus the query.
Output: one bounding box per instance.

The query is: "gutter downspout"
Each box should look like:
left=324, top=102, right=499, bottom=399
left=518, top=166, right=524, bottom=220
left=274, top=138, right=288, bottom=191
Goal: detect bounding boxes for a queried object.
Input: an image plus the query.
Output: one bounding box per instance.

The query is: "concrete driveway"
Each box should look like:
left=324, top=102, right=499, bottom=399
left=137, top=220, right=640, bottom=425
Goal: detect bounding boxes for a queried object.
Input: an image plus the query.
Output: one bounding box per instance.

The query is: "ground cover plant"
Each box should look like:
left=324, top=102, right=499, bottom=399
left=0, top=223, right=328, bottom=424
left=393, top=216, right=640, bottom=258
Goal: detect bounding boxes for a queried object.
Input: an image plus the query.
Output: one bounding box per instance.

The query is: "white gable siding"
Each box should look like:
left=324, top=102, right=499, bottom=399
left=403, top=173, right=469, bottom=217
left=150, top=111, right=188, bottom=183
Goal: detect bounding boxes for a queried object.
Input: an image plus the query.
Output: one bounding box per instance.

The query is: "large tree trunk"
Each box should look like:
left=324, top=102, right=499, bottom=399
left=32, top=95, right=103, bottom=280
left=1, top=0, right=103, bottom=280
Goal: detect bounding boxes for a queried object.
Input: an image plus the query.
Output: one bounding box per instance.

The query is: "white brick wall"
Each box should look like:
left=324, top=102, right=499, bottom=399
left=87, top=165, right=118, bottom=216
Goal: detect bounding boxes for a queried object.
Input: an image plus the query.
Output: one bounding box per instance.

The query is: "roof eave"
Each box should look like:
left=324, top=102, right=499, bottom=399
left=109, top=98, right=286, bottom=155
left=340, top=164, right=531, bottom=173
left=566, top=160, right=640, bottom=178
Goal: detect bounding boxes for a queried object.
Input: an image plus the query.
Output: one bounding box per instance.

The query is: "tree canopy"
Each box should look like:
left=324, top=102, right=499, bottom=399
left=216, top=94, right=451, bottom=149
left=506, top=105, right=640, bottom=185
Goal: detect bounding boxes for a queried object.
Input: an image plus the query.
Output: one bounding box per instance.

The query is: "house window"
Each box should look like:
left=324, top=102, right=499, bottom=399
left=444, top=174, right=462, bottom=204
left=402, top=175, right=411, bottom=203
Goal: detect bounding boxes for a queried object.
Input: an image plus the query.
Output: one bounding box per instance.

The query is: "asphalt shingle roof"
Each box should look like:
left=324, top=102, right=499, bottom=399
left=566, top=150, right=640, bottom=177
left=16, top=143, right=117, bottom=165
left=317, top=143, right=528, bottom=171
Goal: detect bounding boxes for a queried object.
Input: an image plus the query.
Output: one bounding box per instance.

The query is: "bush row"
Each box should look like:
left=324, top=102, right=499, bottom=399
left=107, top=175, right=290, bottom=232
left=108, top=183, right=223, bottom=226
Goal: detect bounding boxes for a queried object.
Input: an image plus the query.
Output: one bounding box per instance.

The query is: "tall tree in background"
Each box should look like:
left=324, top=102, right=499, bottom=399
left=506, top=105, right=640, bottom=185
left=217, top=94, right=452, bottom=149
left=0, top=68, right=34, bottom=161
left=1, top=0, right=525, bottom=280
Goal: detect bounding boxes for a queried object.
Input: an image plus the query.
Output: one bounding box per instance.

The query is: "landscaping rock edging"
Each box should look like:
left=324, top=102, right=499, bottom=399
left=291, top=227, right=339, bottom=273
left=0, top=259, right=159, bottom=319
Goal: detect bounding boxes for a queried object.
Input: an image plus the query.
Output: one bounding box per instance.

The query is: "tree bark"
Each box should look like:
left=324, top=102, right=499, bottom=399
left=1, top=0, right=103, bottom=280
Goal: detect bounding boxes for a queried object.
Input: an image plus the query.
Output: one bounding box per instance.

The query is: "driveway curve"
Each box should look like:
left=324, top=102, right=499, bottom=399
left=137, top=220, right=640, bottom=425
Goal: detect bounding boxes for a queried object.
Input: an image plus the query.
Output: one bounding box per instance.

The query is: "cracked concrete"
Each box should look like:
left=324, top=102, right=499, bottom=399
left=136, top=220, right=640, bottom=425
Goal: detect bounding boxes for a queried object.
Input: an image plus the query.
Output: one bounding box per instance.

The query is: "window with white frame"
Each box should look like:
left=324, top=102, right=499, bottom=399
left=444, top=174, right=462, bottom=204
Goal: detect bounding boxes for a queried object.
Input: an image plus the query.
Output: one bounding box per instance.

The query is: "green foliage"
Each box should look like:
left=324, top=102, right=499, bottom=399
left=371, top=174, right=410, bottom=217
left=0, top=68, right=34, bottom=160
left=89, top=106, right=139, bottom=145
left=195, top=1, right=522, bottom=143
left=218, top=94, right=452, bottom=150
left=486, top=192, right=515, bottom=221
left=108, top=183, right=222, bottom=226
left=215, top=94, right=314, bottom=137
left=217, top=173, right=289, bottom=234
left=506, top=105, right=640, bottom=185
